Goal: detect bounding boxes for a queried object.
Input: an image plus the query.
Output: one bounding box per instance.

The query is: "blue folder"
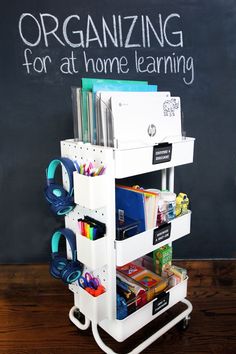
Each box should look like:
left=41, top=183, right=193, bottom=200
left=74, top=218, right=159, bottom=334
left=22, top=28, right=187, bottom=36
left=115, top=186, right=146, bottom=233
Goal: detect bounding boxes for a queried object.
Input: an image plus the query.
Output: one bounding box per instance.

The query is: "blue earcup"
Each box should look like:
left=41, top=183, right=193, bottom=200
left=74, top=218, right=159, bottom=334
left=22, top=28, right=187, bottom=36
left=45, top=184, right=67, bottom=201
left=44, top=158, right=76, bottom=216
left=50, top=229, right=83, bottom=285
left=61, top=261, right=83, bottom=284
left=50, top=254, right=68, bottom=279
left=45, top=184, right=74, bottom=215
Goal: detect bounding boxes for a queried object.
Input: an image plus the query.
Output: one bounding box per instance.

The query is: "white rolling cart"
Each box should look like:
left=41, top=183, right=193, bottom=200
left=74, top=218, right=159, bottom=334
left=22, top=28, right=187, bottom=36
left=60, top=137, right=195, bottom=354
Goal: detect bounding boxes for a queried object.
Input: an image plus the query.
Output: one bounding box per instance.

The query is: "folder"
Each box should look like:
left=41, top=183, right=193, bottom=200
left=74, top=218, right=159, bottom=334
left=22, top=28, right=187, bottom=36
left=117, top=185, right=159, bottom=230
left=82, top=78, right=149, bottom=144
left=116, top=186, right=146, bottom=233
left=116, top=185, right=159, bottom=232
left=71, top=87, right=82, bottom=141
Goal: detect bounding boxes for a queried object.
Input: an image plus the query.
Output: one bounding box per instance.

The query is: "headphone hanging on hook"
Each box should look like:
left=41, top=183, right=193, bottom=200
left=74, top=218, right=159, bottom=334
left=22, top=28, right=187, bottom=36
left=50, top=228, right=83, bottom=284
left=44, top=157, right=76, bottom=216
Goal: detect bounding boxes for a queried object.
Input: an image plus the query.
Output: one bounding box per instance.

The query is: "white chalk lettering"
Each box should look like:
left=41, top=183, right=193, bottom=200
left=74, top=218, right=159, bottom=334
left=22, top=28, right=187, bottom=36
left=163, top=14, right=183, bottom=47
left=102, top=15, right=118, bottom=47
left=19, top=13, right=41, bottom=47
left=83, top=51, right=129, bottom=74
left=86, top=15, right=103, bottom=48
left=124, top=16, right=141, bottom=48
left=63, top=15, right=84, bottom=48
left=60, top=51, right=79, bottom=74
left=19, top=13, right=184, bottom=49
left=22, top=48, right=52, bottom=73
left=134, top=50, right=194, bottom=85
left=18, top=12, right=195, bottom=85
left=146, top=14, right=164, bottom=47
left=40, top=13, right=65, bottom=47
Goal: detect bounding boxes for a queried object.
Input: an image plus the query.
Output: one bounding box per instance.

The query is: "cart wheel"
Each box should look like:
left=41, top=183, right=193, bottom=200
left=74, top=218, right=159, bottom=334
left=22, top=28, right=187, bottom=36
left=178, top=317, right=190, bottom=331
left=73, top=308, right=81, bottom=320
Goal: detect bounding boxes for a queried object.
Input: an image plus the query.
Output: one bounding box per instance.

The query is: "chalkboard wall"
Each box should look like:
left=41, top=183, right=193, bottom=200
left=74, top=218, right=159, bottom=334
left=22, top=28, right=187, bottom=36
left=0, top=0, right=236, bottom=262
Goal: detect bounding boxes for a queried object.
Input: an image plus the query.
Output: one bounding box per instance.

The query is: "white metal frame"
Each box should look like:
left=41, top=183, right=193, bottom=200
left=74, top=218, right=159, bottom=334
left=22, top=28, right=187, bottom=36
left=69, top=299, right=192, bottom=354
left=60, top=138, right=194, bottom=353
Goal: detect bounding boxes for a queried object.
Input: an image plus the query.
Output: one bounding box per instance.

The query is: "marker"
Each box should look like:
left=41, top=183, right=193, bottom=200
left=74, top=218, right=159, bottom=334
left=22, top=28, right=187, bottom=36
left=89, top=226, right=94, bottom=240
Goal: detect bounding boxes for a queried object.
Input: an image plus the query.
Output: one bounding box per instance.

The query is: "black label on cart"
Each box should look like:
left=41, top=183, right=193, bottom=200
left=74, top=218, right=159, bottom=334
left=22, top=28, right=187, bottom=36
left=152, top=292, right=170, bottom=315
left=153, top=223, right=171, bottom=245
left=152, top=143, right=172, bottom=164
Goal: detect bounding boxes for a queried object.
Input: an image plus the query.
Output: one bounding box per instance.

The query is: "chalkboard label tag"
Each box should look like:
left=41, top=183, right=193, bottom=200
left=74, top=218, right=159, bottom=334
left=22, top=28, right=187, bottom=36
left=152, top=292, right=170, bottom=315
left=152, top=143, right=172, bottom=164
left=153, top=223, right=171, bottom=245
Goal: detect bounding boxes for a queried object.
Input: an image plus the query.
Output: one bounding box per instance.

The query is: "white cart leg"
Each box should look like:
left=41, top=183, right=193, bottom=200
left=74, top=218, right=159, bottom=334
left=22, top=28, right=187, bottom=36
left=168, top=167, right=175, bottom=193
left=69, top=306, right=90, bottom=330
left=161, top=169, right=167, bottom=190
left=91, top=299, right=193, bottom=354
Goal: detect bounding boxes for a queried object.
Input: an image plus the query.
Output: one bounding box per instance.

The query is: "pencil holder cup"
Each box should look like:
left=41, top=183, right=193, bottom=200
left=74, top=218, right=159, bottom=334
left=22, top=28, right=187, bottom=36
left=73, top=172, right=107, bottom=209
left=76, top=233, right=107, bottom=269
left=76, top=287, right=108, bottom=322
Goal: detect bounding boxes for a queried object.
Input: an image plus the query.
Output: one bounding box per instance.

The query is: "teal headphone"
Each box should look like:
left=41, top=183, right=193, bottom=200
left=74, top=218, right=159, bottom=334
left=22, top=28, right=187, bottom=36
left=44, top=157, right=76, bottom=216
left=50, top=228, right=83, bottom=284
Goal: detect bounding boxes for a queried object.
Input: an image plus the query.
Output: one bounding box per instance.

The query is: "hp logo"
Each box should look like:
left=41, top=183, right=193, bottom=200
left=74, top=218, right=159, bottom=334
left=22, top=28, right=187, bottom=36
left=147, top=124, right=156, bottom=137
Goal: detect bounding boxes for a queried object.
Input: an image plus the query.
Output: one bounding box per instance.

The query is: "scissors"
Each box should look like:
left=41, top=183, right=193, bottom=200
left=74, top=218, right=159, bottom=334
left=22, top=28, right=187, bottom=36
left=78, top=272, right=100, bottom=290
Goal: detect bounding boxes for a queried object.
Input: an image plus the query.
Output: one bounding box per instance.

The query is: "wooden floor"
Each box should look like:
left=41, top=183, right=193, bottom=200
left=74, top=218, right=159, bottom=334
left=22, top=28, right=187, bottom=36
left=0, top=260, right=235, bottom=354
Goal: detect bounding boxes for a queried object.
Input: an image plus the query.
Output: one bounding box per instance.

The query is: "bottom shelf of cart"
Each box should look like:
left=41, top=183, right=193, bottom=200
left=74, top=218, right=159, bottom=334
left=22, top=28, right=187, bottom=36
left=99, top=277, right=188, bottom=342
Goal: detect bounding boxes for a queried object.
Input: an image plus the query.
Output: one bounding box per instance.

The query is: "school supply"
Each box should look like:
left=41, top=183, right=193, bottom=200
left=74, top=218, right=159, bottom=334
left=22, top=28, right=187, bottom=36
left=99, top=91, right=171, bottom=148
left=116, top=185, right=159, bottom=233
left=117, top=272, right=147, bottom=308
left=162, top=264, right=187, bottom=288
left=44, top=157, right=76, bottom=216
left=74, top=160, right=106, bottom=176
left=118, top=262, right=167, bottom=302
left=78, top=271, right=105, bottom=297
left=176, top=193, right=189, bottom=216
left=116, top=186, right=146, bottom=233
left=117, top=262, right=145, bottom=278
left=153, top=245, right=172, bottom=276
left=117, top=275, right=137, bottom=316
left=159, top=191, right=176, bottom=222
left=132, top=270, right=168, bottom=301
left=78, top=216, right=106, bottom=240
left=116, top=214, right=140, bottom=240
left=106, top=92, right=181, bottom=149
left=50, top=228, right=83, bottom=284
left=71, top=87, right=82, bottom=141
left=94, top=82, right=158, bottom=146
left=80, top=78, right=149, bottom=144
left=117, top=294, right=128, bottom=320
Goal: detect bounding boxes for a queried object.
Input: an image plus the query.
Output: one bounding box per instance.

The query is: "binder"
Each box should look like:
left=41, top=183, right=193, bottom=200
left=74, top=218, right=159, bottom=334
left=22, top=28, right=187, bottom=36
left=116, top=186, right=146, bottom=233
left=116, top=185, right=159, bottom=233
